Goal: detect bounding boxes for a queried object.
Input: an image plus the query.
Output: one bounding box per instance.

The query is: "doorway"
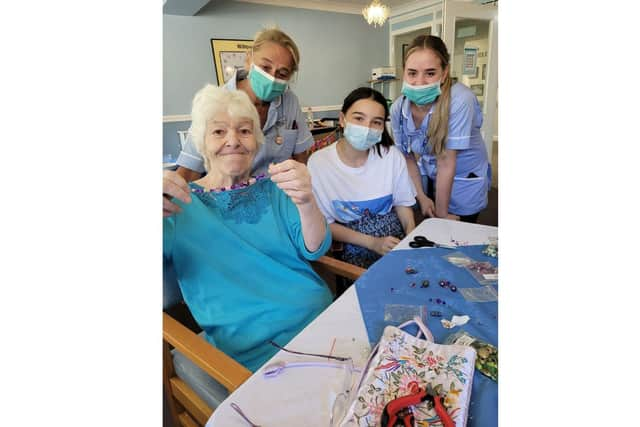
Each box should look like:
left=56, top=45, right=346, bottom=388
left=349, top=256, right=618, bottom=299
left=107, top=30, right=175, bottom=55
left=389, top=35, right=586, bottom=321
left=392, top=27, right=431, bottom=98
left=389, top=19, right=439, bottom=100
left=443, top=0, right=498, bottom=159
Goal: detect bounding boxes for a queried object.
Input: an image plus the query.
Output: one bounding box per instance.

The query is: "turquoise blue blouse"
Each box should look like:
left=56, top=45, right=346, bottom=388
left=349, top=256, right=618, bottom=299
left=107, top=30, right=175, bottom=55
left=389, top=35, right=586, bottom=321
left=163, top=178, right=333, bottom=372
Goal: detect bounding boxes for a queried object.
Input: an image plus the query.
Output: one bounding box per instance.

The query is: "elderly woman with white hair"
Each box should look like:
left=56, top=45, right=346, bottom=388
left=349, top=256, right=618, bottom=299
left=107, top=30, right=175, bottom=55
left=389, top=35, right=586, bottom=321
left=163, top=84, right=333, bottom=372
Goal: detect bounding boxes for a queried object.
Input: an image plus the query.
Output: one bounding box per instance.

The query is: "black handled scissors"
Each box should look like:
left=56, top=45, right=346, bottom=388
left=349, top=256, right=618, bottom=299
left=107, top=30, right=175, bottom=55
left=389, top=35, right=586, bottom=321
left=409, top=235, right=435, bottom=248
left=409, top=235, right=457, bottom=249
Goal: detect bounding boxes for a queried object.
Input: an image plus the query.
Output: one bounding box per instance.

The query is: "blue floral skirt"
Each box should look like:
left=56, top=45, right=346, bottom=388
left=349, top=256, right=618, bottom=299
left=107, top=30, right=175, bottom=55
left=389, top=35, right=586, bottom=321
left=338, top=210, right=405, bottom=269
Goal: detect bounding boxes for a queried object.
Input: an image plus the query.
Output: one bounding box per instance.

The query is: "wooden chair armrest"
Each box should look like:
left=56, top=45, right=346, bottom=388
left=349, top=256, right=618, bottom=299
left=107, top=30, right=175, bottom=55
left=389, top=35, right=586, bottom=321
left=313, top=255, right=366, bottom=281
left=163, top=312, right=252, bottom=392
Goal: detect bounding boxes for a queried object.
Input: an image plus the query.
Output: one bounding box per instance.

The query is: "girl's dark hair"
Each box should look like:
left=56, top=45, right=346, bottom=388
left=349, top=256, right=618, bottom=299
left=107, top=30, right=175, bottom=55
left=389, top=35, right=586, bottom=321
left=341, top=87, right=394, bottom=157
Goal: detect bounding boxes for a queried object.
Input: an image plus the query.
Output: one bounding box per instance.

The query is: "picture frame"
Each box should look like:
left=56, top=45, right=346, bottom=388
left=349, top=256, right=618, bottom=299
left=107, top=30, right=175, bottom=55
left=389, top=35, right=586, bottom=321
left=462, top=47, right=478, bottom=76
left=470, top=83, right=484, bottom=97
left=210, top=38, right=254, bottom=85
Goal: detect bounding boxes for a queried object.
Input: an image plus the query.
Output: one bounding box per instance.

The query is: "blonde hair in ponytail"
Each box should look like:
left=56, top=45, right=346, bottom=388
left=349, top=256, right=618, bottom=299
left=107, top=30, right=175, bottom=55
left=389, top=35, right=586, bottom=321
left=403, top=35, right=452, bottom=157
left=427, top=74, right=451, bottom=156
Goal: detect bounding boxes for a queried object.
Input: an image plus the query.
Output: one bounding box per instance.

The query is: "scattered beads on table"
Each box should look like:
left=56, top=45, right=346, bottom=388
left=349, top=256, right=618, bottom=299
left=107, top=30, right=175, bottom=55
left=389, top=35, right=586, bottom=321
left=405, top=267, right=417, bottom=274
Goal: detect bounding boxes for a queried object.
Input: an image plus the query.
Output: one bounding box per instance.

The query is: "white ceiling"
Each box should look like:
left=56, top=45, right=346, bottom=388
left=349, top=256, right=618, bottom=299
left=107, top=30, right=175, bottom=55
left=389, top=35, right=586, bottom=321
left=163, top=0, right=491, bottom=17
left=247, top=0, right=415, bottom=7
left=163, top=0, right=216, bottom=16
left=234, top=0, right=436, bottom=15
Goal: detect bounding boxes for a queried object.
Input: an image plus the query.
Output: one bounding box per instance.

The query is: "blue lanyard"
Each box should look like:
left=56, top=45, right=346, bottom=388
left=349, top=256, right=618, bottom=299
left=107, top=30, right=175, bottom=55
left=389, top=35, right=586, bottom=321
left=399, top=96, right=427, bottom=154
left=399, top=95, right=406, bottom=131
left=270, top=97, right=288, bottom=145
left=275, top=98, right=285, bottom=128
left=271, top=97, right=286, bottom=139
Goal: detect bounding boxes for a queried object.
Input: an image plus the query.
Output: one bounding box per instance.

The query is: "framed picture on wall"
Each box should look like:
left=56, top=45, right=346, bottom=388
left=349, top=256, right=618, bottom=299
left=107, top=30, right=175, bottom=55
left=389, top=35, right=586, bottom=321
left=462, top=47, right=478, bottom=76
left=470, top=84, right=484, bottom=97
left=210, top=39, right=254, bottom=85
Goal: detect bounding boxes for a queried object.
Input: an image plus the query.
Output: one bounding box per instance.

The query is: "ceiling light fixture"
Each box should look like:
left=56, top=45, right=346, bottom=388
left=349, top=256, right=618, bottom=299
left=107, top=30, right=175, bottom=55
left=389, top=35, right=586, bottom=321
left=362, top=0, right=390, bottom=27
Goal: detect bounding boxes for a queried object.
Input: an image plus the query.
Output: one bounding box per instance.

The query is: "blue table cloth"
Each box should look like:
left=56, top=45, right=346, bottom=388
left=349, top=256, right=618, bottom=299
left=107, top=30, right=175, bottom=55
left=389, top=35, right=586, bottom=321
left=354, top=246, right=498, bottom=427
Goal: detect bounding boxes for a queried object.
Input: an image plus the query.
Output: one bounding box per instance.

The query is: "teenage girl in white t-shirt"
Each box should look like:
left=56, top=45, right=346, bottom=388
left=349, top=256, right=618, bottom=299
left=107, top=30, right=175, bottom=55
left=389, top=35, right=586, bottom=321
left=308, top=87, right=417, bottom=269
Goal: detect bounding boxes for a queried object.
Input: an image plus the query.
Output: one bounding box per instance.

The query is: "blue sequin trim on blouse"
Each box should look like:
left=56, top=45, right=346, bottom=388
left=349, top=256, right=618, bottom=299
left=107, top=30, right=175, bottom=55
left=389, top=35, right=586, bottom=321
left=190, top=179, right=270, bottom=225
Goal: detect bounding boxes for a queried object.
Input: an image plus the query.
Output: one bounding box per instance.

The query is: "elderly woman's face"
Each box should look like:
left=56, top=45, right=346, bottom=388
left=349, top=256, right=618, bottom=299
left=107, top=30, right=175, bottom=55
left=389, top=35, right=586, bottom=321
left=204, top=112, right=258, bottom=177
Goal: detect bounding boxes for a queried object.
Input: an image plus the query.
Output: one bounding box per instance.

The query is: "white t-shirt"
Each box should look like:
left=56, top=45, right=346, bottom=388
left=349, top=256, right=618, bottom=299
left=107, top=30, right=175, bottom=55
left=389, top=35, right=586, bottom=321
left=308, top=142, right=417, bottom=224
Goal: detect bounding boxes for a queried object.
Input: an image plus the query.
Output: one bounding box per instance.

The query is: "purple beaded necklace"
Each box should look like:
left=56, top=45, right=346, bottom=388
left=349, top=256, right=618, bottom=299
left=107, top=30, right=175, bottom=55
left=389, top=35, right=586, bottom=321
left=190, top=173, right=267, bottom=194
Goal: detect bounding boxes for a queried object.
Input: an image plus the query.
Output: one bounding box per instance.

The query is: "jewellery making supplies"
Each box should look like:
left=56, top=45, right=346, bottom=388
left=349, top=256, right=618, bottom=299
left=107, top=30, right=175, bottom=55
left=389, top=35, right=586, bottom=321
left=190, top=174, right=268, bottom=193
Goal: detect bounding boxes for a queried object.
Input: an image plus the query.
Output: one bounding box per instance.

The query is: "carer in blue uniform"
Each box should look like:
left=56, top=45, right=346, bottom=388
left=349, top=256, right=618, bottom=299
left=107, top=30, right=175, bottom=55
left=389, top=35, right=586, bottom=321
left=164, top=28, right=313, bottom=217
left=390, top=35, right=490, bottom=222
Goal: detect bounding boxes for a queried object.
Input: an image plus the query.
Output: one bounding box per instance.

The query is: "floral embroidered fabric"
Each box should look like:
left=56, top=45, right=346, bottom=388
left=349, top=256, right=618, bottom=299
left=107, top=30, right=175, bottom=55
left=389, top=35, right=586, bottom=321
left=190, top=180, right=270, bottom=225
left=339, top=209, right=405, bottom=268
left=338, top=323, right=476, bottom=427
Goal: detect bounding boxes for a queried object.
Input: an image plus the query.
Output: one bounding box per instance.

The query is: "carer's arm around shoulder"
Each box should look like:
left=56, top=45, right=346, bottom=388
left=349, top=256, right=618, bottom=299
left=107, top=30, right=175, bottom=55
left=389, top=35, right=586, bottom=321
left=163, top=169, right=192, bottom=217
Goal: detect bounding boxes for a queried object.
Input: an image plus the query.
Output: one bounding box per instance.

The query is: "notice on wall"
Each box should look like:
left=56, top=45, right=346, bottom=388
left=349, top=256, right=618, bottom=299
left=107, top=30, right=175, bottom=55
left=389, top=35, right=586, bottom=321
left=463, top=47, right=478, bottom=76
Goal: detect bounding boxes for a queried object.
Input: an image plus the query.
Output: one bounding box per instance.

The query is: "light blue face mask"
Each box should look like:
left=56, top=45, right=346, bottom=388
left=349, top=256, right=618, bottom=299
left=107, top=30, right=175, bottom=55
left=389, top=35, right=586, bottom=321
left=343, top=122, right=383, bottom=151
left=248, top=64, right=288, bottom=102
left=401, top=80, right=441, bottom=105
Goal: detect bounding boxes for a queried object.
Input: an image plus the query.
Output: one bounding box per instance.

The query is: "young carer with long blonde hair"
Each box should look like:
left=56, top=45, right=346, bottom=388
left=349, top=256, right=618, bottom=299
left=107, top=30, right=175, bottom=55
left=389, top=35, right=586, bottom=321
left=390, top=35, right=490, bottom=223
